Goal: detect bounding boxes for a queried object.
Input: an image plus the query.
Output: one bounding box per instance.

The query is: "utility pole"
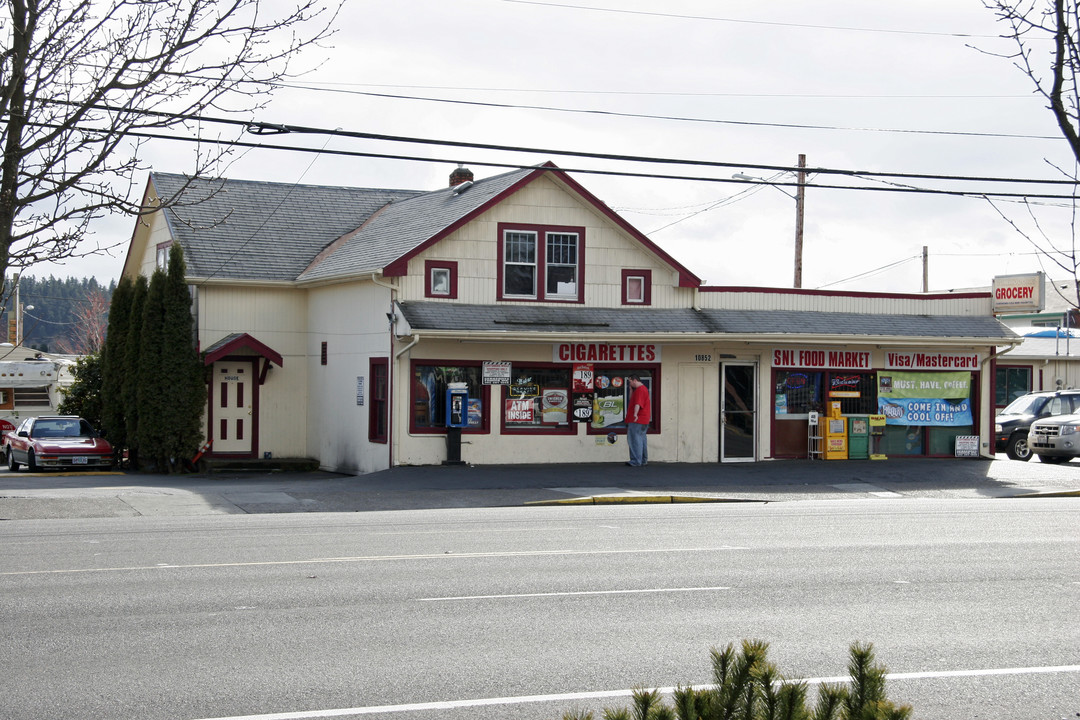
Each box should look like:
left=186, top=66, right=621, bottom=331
left=794, top=154, right=806, bottom=289
left=922, top=246, right=929, bottom=292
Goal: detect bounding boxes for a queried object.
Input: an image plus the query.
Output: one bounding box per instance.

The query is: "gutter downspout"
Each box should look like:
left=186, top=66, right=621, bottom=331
left=982, top=342, right=1018, bottom=459
left=371, top=271, right=398, bottom=468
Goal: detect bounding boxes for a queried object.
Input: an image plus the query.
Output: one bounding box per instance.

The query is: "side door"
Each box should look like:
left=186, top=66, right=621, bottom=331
left=212, top=361, right=254, bottom=454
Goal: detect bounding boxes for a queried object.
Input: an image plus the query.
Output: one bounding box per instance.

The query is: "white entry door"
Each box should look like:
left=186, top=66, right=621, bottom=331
left=213, top=362, right=253, bottom=454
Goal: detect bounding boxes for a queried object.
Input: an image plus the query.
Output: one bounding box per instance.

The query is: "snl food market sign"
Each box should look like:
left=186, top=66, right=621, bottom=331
left=992, top=272, right=1044, bottom=314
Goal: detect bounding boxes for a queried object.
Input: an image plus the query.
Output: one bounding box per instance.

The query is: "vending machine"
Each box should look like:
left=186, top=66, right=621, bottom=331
left=824, top=401, right=848, bottom=460
left=848, top=417, right=869, bottom=460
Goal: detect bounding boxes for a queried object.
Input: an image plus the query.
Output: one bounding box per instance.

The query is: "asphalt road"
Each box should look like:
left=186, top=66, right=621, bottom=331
left=1, top=495, right=1078, bottom=720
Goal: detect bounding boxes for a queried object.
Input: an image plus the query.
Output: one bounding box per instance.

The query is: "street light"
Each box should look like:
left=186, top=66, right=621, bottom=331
left=732, top=154, right=807, bottom=288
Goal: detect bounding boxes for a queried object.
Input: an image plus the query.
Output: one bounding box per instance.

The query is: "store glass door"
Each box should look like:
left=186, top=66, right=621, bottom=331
left=721, top=363, right=756, bottom=462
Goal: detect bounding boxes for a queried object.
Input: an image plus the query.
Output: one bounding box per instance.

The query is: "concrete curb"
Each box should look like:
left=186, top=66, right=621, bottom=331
left=525, top=495, right=768, bottom=506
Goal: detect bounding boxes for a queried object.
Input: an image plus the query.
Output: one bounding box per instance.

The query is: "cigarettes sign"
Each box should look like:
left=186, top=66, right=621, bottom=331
left=992, top=273, right=1044, bottom=313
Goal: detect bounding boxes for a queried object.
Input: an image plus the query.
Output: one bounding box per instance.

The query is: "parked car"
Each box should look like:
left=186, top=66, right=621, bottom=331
left=1027, top=413, right=1080, bottom=463
left=3, top=416, right=113, bottom=472
left=994, top=389, right=1080, bottom=460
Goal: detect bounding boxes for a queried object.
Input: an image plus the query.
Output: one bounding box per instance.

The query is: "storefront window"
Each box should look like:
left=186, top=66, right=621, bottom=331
left=877, top=370, right=974, bottom=456
left=774, top=371, right=823, bottom=416
left=590, top=369, right=654, bottom=431
left=995, top=366, right=1032, bottom=407
left=503, top=366, right=574, bottom=433
left=412, top=364, right=485, bottom=432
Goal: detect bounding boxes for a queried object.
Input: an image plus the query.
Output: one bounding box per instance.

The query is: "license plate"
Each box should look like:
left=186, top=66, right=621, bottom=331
left=73, top=456, right=88, bottom=464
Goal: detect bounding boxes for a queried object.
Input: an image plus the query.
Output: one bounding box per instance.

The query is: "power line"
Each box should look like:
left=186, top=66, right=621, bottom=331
left=269, top=85, right=1058, bottom=141
left=502, top=1, right=1003, bottom=38
left=42, top=102, right=1080, bottom=188
left=47, top=123, right=1080, bottom=200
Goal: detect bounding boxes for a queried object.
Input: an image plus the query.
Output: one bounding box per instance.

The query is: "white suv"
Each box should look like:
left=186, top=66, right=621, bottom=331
left=1027, top=413, right=1080, bottom=463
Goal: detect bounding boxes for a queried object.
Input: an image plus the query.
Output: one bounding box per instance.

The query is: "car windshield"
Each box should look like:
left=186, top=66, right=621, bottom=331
left=999, top=395, right=1047, bottom=416
left=32, top=419, right=89, bottom=438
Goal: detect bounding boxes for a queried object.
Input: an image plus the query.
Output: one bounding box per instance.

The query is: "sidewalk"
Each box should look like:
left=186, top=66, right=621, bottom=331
left=0, top=456, right=1076, bottom=520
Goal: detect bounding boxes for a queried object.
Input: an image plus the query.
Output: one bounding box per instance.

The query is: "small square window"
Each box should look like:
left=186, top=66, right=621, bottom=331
left=425, top=260, right=458, bottom=299
left=621, top=269, right=652, bottom=306
left=431, top=268, right=451, bottom=295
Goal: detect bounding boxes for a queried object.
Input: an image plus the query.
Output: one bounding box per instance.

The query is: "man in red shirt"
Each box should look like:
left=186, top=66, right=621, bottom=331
left=626, top=374, right=651, bottom=466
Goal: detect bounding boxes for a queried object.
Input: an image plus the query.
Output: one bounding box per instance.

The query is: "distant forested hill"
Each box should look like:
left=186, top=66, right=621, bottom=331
left=3, top=275, right=115, bottom=353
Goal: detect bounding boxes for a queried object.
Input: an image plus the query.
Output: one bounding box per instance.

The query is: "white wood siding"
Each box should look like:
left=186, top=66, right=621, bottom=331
left=397, top=175, right=687, bottom=309
left=307, top=281, right=394, bottom=474
left=199, top=286, right=309, bottom=458
left=698, top=289, right=994, bottom=316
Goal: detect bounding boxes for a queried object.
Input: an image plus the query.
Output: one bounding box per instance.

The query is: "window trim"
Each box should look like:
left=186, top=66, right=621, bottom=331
left=621, top=269, right=652, bottom=305
left=425, top=260, right=458, bottom=299
left=583, top=364, right=661, bottom=435
left=497, top=222, right=585, bottom=303
left=369, top=357, right=389, bottom=443
left=155, top=241, right=172, bottom=270
left=408, top=360, right=491, bottom=435
left=500, top=363, right=578, bottom=436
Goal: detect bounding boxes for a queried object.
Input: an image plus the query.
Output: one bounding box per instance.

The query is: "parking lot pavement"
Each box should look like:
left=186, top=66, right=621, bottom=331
left=0, top=455, right=1075, bottom=520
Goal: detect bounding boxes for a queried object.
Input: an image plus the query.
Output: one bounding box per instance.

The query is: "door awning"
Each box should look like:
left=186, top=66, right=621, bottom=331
left=203, top=333, right=284, bottom=368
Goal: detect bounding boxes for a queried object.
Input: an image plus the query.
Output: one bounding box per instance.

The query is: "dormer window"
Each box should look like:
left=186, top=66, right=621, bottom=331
left=497, top=223, right=584, bottom=303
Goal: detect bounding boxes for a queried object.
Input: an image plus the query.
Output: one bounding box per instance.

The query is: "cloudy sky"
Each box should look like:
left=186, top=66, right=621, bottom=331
left=44, top=0, right=1080, bottom=294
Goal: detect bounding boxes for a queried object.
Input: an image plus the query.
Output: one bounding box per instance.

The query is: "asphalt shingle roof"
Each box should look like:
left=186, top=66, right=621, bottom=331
left=297, top=167, right=535, bottom=281
left=397, top=302, right=1019, bottom=341
left=151, top=173, right=421, bottom=281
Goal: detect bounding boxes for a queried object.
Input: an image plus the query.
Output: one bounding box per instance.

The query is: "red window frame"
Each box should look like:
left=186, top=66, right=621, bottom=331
left=500, top=363, right=577, bottom=436
left=496, top=222, right=586, bottom=303
left=425, top=260, right=458, bottom=299
left=369, top=357, right=389, bottom=443
left=584, top=365, right=661, bottom=435
left=621, top=269, right=652, bottom=305
left=408, top=360, right=491, bottom=435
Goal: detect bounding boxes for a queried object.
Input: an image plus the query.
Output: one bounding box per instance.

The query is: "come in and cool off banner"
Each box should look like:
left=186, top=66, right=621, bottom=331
left=877, top=371, right=972, bottom=427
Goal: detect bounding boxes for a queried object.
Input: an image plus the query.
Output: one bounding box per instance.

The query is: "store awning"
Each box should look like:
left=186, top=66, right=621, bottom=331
left=395, top=301, right=1022, bottom=345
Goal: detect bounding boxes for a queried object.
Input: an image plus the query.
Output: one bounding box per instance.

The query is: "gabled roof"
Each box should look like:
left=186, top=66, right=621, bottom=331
left=397, top=301, right=1019, bottom=343
left=150, top=173, right=421, bottom=282
left=296, top=163, right=700, bottom=287
left=149, top=164, right=701, bottom=288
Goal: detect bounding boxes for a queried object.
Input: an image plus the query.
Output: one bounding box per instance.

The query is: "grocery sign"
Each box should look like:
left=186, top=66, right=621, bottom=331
left=992, top=272, right=1044, bottom=314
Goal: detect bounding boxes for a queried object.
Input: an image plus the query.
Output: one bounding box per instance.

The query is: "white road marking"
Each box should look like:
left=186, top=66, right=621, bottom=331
left=416, top=586, right=731, bottom=601
left=189, top=664, right=1080, bottom=720
left=0, top=546, right=747, bottom=577
left=832, top=483, right=900, bottom=497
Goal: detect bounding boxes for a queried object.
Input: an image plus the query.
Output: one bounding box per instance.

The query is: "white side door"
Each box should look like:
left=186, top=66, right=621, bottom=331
left=212, top=362, right=253, bottom=454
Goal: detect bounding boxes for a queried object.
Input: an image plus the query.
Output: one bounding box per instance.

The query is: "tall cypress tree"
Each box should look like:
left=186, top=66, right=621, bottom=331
left=122, top=275, right=148, bottom=468
left=159, top=244, right=205, bottom=470
left=100, top=275, right=133, bottom=449
left=136, top=268, right=167, bottom=469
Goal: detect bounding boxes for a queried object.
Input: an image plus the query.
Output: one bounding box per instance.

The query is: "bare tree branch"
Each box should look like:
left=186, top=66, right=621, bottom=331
left=0, top=0, right=340, bottom=293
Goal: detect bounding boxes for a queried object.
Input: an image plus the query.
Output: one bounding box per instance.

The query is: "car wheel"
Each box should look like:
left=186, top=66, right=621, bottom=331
left=7, top=449, right=19, bottom=472
left=26, top=449, right=39, bottom=473
left=1040, top=455, right=1071, bottom=464
left=1006, top=433, right=1032, bottom=461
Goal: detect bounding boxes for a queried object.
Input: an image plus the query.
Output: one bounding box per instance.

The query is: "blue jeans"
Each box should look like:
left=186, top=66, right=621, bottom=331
left=627, top=422, right=648, bottom=466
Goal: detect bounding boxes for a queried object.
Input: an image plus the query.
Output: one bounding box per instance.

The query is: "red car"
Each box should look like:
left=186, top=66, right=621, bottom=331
left=4, top=416, right=114, bottom=472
